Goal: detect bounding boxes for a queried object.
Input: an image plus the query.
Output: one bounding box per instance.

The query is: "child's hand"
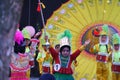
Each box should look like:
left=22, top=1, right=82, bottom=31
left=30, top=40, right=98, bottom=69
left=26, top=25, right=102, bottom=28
left=84, top=39, right=91, bottom=46
left=34, top=31, right=42, bottom=38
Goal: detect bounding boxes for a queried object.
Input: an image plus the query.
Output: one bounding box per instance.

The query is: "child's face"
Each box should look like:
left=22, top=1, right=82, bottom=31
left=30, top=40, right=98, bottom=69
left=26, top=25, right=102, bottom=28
left=25, top=39, right=30, bottom=46
left=44, top=36, right=48, bottom=41
left=101, top=35, right=107, bottom=43
left=55, top=44, right=60, bottom=52
left=61, top=47, right=70, bottom=57
left=114, top=44, right=120, bottom=51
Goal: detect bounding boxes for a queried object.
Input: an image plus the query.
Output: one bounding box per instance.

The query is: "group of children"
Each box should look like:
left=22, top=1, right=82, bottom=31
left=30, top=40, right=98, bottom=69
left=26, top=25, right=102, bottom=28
left=9, top=24, right=120, bottom=80
left=90, top=24, right=120, bottom=80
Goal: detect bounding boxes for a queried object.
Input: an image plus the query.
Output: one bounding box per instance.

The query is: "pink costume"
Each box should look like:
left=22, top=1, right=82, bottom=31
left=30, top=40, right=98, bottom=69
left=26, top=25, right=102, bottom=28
left=10, top=53, right=31, bottom=80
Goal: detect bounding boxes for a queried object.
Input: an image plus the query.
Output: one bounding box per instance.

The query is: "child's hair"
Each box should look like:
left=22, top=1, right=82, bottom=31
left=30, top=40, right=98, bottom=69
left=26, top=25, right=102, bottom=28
left=39, top=73, right=56, bottom=80
left=55, top=44, right=60, bottom=49
left=14, top=40, right=26, bottom=54
left=60, top=45, right=71, bottom=53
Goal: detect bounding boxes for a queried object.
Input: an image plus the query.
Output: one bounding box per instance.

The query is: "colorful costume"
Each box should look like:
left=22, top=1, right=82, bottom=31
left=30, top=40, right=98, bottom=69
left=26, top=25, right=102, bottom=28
left=22, top=26, right=36, bottom=78
left=49, top=46, right=85, bottom=80
left=10, top=29, right=34, bottom=80
left=111, top=33, right=120, bottom=80
left=37, top=50, right=53, bottom=74
left=48, top=30, right=88, bottom=80
left=10, top=53, right=31, bottom=80
left=37, top=30, right=53, bottom=74
left=91, top=25, right=111, bottom=80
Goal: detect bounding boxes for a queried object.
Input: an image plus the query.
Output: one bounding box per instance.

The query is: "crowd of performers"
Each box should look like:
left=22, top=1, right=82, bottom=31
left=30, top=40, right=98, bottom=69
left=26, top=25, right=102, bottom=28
left=9, top=24, right=120, bottom=80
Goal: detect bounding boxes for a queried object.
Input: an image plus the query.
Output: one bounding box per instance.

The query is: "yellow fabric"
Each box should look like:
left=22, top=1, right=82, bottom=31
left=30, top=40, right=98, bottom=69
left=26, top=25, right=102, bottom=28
left=112, top=72, right=120, bottom=80
left=44, top=0, right=120, bottom=79
left=50, top=63, right=53, bottom=74
left=79, top=45, right=85, bottom=51
left=73, top=52, right=97, bottom=80
left=37, top=51, right=53, bottom=74
left=100, top=30, right=108, bottom=36
left=96, top=62, right=110, bottom=80
left=25, top=47, right=30, bottom=53
left=91, top=43, right=112, bottom=80
left=92, top=44, right=111, bottom=54
left=37, top=55, right=44, bottom=74
left=26, top=69, right=30, bottom=78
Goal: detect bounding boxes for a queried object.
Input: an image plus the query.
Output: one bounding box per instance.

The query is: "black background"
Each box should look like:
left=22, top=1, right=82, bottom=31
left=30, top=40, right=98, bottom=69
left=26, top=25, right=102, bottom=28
left=20, top=0, right=68, bottom=32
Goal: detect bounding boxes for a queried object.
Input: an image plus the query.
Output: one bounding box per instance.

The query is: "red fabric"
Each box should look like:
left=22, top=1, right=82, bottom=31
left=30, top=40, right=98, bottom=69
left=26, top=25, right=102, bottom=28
left=49, top=47, right=59, bottom=60
left=10, top=72, right=29, bottom=80
left=49, top=47, right=81, bottom=74
left=42, top=66, right=51, bottom=73
left=96, top=54, right=107, bottom=62
left=30, top=39, right=39, bottom=43
left=37, top=4, right=41, bottom=12
left=29, top=60, right=34, bottom=66
left=112, top=64, right=120, bottom=73
left=71, top=49, right=81, bottom=60
left=93, top=29, right=100, bottom=37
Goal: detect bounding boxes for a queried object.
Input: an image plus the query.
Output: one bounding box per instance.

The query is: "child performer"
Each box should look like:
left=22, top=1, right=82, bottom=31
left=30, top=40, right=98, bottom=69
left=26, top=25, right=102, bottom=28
left=90, top=24, right=112, bottom=80
left=111, top=33, right=120, bottom=80
left=37, top=31, right=53, bottom=74
left=48, top=30, right=90, bottom=80
left=10, top=29, right=35, bottom=80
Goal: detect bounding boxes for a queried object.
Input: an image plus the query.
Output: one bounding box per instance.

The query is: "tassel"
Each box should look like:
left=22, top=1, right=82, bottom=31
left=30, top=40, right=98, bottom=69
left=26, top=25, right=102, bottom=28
left=37, top=3, right=41, bottom=12
left=37, top=2, right=45, bottom=12
left=41, top=3, right=45, bottom=9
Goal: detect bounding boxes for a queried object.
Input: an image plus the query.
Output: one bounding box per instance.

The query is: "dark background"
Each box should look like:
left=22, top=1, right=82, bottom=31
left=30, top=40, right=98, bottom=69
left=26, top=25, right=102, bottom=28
left=19, top=0, right=68, bottom=32
left=19, top=0, right=68, bottom=77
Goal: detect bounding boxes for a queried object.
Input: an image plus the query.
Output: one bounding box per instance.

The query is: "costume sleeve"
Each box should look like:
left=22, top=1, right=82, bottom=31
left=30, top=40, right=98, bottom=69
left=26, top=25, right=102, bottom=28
left=49, top=46, right=58, bottom=59
left=36, top=52, right=42, bottom=62
left=71, top=45, right=85, bottom=60
left=89, top=44, right=99, bottom=54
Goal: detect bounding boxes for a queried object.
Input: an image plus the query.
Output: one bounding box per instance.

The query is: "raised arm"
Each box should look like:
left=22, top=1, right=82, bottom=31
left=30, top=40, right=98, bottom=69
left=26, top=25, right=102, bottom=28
left=49, top=46, right=58, bottom=59
left=71, top=39, right=90, bottom=60
left=71, top=45, right=85, bottom=60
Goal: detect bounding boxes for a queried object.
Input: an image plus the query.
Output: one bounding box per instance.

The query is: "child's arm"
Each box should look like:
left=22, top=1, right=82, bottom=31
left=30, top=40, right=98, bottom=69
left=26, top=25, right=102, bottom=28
left=49, top=46, right=58, bottom=59
left=89, top=44, right=99, bottom=54
left=71, top=45, right=85, bottom=60
left=71, top=39, right=90, bottom=60
left=36, top=52, right=43, bottom=62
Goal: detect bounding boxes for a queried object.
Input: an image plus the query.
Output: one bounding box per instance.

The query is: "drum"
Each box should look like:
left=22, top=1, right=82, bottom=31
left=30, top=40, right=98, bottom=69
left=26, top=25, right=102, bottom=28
left=112, top=64, right=120, bottom=73
left=96, top=54, right=108, bottom=63
left=42, top=66, right=50, bottom=73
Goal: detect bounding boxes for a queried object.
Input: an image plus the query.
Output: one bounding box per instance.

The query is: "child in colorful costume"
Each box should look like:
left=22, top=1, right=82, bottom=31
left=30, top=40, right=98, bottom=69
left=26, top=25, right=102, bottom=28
left=37, top=31, right=53, bottom=74
left=10, top=29, right=35, bottom=80
left=48, top=30, right=90, bottom=80
left=22, top=26, right=36, bottom=77
left=90, top=24, right=112, bottom=80
left=111, top=33, right=120, bottom=80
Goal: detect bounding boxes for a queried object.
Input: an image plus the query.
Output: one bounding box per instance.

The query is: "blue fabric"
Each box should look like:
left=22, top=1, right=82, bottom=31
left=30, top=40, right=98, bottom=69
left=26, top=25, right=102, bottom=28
left=39, top=73, right=56, bottom=80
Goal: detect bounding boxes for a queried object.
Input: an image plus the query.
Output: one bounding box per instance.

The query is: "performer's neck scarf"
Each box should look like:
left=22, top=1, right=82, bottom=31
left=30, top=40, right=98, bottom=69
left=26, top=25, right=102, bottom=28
left=60, top=54, right=69, bottom=68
